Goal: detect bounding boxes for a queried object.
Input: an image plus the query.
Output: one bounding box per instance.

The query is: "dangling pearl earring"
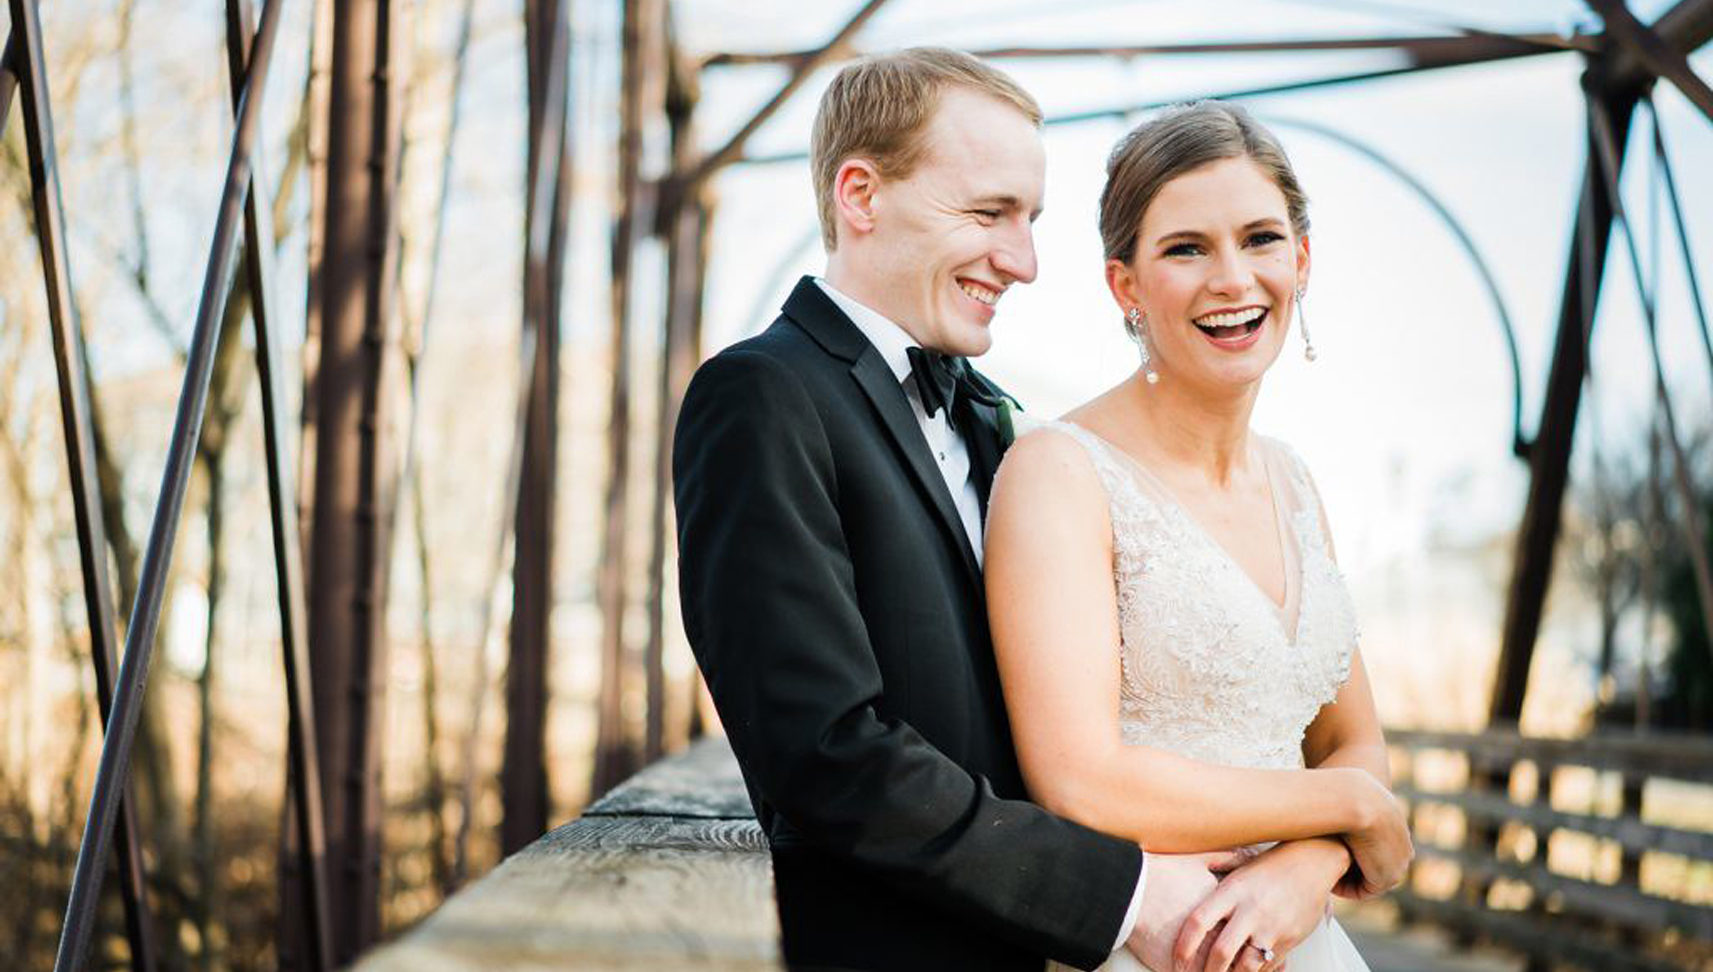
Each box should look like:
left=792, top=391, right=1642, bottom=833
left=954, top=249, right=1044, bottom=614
left=1124, top=307, right=1159, bottom=384
left=1295, top=286, right=1317, bottom=362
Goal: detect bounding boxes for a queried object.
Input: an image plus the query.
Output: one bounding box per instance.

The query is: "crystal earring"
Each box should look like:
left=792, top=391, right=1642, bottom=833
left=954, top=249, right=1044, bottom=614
left=1124, top=306, right=1159, bottom=384
left=1295, top=286, right=1317, bottom=362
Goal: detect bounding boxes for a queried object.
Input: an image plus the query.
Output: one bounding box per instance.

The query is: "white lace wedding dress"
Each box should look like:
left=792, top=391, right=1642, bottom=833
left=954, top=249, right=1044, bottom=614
left=1030, top=420, right=1371, bottom=972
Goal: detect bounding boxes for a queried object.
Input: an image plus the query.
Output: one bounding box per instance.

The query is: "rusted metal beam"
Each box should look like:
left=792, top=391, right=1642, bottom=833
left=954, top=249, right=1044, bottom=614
left=592, top=0, right=664, bottom=800
left=738, top=35, right=1572, bottom=167
left=220, top=0, right=333, bottom=967
left=1487, top=0, right=1713, bottom=725
left=1591, top=0, right=1713, bottom=122
left=663, top=0, right=891, bottom=220
left=503, top=0, right=571, bottom=856
left=7, top=0, right=158, bottom=966
left=644, top=41, right=706, bottom=764
left=1584, top=89, right=1713, bottom=670
left=305, top=0, right=403, bottom=958
left=50, top=0, right=291, bottom=965
left=1, top=29, right=18, bottom=137
left=296, top=0, right=334, bottom=556
left=1647, top=101, right=1713, bottom=381
left=700, top=30, right=1593, bottom=67
left=1490, top=58, right=1645, bottom=724
left=1607, top=0, right=1713, bottom=86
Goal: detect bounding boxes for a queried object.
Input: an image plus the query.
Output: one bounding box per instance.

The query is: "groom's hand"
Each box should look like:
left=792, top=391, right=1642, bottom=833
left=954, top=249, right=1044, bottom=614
left=1123, top=852, right=1225, bottom=971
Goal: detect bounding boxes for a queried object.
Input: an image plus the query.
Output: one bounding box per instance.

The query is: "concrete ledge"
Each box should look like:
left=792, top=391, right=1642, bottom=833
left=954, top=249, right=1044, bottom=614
left=357, top=738, right=780, bottom=971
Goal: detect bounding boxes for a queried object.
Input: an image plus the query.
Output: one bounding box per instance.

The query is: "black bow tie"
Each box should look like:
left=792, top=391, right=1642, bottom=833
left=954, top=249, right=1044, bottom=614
left=905, top=346, right=1001, bottom=419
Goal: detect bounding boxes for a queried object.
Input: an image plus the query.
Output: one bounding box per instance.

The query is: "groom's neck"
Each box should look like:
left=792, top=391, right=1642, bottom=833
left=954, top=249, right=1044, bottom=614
left=822, top=260, right=925, bottom=346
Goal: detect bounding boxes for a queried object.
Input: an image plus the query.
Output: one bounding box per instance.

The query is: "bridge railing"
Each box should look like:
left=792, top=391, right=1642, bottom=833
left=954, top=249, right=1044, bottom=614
left=1389, top=726, right=1713, bottom=972
left=355, top=736, right=780, bottom=970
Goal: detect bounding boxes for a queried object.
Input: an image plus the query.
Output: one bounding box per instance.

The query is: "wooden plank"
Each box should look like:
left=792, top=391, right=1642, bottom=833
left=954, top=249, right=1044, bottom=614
left=354, top=816, right=777, bottom=971
left=587, top=736, right=754, bottom=819
left=1398, top=786, right=1713, bottom=860
left=1413, top=844, right=1713, bottom=938
left=1393, top=893, right=1688, bottom=972
left=1387, top=728, right=1713, bottom=783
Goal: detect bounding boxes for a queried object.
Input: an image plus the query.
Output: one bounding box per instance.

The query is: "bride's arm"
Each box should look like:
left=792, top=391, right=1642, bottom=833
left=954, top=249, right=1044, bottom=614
left=985, top=431, right=1394, bottom=853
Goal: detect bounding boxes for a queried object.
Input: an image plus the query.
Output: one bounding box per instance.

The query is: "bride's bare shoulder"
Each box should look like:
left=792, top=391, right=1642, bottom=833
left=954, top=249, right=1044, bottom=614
left=990, top=420, right=1109, bottom=519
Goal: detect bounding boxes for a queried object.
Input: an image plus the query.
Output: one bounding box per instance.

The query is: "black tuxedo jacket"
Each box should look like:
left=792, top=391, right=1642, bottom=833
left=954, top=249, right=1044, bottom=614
left=673, top=277, right=1142, bottom=971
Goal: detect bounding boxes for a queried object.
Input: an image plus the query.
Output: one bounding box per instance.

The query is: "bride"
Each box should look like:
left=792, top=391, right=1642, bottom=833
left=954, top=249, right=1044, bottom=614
left=986, top=102, right=1401, bottom=972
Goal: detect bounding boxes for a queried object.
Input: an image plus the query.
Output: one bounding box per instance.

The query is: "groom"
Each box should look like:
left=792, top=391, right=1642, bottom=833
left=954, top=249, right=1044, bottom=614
left=675, top=49, right=1204, bottom=971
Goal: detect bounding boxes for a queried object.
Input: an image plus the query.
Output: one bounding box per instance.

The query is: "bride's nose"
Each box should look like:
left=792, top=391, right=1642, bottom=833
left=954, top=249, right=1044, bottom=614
left=1205, top=246, right=1253, bottom=296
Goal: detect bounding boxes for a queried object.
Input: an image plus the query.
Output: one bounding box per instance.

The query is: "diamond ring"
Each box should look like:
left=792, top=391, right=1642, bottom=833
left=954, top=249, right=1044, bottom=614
left=1249, top=942, right=1275, bottom=962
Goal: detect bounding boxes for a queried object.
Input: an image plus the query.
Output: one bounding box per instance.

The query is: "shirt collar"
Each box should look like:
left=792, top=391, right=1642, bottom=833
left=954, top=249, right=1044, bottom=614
left=814, top=277, right=916, bottom=385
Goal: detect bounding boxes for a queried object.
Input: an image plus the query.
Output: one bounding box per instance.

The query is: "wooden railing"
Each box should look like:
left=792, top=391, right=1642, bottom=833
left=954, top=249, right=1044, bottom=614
left=1389, top=726, right=1713, bottom=972
left=355, top=737, right=780, bottom=970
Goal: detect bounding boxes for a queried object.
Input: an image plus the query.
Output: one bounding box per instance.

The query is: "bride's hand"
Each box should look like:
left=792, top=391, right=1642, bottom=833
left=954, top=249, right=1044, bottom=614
left=1171, top=838, right=1350, bottom=972
left=1339, top=770, right=1413, bottom=899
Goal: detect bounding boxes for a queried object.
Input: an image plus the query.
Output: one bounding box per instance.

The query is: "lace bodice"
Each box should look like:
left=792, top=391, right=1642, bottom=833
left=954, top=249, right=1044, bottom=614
left=1020, top=419, right=1359, bottom=771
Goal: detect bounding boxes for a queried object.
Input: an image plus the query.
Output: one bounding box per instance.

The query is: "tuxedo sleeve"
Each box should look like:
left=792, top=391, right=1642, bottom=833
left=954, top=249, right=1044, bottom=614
left=673, top=349, right=1141, bottom=970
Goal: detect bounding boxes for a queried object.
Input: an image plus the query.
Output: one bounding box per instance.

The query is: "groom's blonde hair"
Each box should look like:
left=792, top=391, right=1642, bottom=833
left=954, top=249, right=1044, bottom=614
left=811, top=47, right=1042, bottom=251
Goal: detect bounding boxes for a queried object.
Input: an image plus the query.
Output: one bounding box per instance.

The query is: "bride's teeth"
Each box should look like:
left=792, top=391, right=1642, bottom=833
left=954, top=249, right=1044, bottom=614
left=1195, top=307, right=1266, bottom=328
left=960, top=283, right=999, bottom=306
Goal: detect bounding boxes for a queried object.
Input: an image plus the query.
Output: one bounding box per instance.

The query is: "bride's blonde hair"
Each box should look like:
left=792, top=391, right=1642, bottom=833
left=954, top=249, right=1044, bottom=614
left=1099, top=101, right=1309, bottom=264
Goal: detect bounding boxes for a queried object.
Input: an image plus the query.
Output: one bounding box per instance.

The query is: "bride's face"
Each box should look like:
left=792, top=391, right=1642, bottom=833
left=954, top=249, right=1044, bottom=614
left=1109, top=155, right=1309, bottom=394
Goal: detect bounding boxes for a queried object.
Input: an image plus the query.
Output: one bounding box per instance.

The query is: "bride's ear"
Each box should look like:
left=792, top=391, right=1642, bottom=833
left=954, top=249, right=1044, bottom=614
left=1295, top=234, right=1312, bottom=293
left=833, top=159, right=882, bottom=239
left=1104, top=258, right=1143, bottom=317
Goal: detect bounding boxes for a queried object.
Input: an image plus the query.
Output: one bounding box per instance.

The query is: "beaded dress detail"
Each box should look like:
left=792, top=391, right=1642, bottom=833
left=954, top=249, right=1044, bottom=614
left=1022, top=418, right=1370, bottom=972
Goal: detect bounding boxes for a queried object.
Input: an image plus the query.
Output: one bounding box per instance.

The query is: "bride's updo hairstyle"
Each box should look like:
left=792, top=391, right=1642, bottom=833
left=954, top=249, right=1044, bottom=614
left=1099, top=101, right=1309, bottom=264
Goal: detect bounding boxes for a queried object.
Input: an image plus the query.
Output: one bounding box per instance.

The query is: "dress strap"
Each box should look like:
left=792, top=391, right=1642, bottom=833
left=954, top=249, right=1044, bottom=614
left=1261, top=437, right=1335, bottom=560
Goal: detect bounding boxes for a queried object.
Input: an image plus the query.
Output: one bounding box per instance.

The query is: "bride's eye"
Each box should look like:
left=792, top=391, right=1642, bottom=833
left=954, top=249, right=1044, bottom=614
left=1164, top=242, right=1202, bottom=257
left=1246, top=231, right=1285, bottom=247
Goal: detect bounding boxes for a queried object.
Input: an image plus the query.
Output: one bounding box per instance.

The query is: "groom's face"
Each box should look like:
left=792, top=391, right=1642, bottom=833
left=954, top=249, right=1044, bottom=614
left=863, top=88, right=1045, bottom=357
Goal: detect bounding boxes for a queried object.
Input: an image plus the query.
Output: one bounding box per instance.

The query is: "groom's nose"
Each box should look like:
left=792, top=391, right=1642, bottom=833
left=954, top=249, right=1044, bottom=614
left=991, top=221, right=1038, bottom=284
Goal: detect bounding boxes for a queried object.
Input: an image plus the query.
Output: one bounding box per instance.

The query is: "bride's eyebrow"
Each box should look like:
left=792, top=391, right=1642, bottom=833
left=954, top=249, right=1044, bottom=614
left=1153, top=217, right=1286, bottom=245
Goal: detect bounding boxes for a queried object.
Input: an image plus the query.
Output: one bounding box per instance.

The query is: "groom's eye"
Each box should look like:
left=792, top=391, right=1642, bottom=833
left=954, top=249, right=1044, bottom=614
left=971, top=209, right=1002, bottom=222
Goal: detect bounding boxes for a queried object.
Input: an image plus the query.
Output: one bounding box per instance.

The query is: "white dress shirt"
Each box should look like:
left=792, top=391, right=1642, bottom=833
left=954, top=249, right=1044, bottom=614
left=813, top=278, right=1147, bottom=955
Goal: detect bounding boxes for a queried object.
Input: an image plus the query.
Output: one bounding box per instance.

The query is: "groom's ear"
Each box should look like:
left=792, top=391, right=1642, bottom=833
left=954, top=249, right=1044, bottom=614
left=832, top=159, right=882, bottom=239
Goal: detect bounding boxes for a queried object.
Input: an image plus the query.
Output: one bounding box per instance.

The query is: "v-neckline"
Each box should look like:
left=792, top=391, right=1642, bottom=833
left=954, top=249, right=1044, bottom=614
left=1067, top=422, right=1302, bottom=640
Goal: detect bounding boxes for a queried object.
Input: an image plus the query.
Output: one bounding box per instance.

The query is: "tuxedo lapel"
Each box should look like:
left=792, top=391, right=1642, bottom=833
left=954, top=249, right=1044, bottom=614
left=850, top=349, right=984, bottom=587
left=782, top=278, right=983, bottom=589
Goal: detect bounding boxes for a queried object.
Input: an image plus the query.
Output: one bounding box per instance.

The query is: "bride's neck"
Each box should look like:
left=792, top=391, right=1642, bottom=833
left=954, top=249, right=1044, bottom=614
left=1127, top=373, right=1258, bottom=487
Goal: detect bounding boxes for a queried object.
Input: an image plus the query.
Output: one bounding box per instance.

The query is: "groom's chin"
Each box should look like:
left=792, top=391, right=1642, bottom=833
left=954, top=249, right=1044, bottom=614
left=946, top=326, right=995, bottom=359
